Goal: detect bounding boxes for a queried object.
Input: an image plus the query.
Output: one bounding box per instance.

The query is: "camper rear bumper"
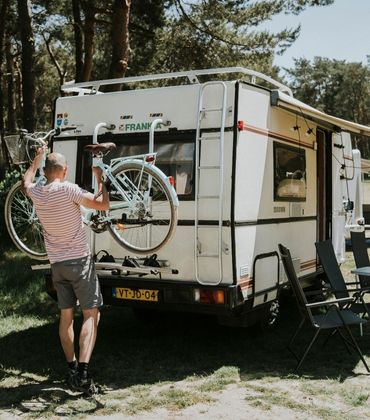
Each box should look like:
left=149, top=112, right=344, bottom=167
left=98, top=276, right=247, bottom=315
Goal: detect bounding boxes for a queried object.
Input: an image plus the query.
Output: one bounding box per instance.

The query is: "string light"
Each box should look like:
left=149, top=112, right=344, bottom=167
left=305, top=127, right=314, bottom=136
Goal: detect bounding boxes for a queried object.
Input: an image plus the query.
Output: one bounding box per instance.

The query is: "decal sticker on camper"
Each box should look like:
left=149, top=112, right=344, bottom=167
left=122, top=121, right=164, bottom=132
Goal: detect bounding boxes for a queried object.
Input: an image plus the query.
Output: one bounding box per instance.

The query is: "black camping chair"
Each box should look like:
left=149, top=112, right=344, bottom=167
left=350, top=230, right=370, bottom=289
left=315, top=240, right=370, bottom=319
left=278, top=243, right=369, bottom=372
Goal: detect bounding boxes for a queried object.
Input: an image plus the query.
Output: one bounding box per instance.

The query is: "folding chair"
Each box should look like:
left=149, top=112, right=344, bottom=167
left=350, top=230, right=370, bottom=288
left=278, top=243, right=369, bottom=372
left=315, top=240, right=370, bottom=319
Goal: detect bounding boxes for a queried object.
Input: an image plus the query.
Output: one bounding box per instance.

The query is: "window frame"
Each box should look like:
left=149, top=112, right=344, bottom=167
left=273, top=141, right=307, bottom=202
left=76, top=131, right=196, bottom=201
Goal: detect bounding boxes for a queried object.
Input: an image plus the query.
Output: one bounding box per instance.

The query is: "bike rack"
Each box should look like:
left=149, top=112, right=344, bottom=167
left=31, top=259, right=179, bottom=278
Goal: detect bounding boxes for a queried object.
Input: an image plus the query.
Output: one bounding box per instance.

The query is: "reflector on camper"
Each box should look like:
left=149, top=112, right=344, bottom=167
left=194, top=289, right=225, bottom=305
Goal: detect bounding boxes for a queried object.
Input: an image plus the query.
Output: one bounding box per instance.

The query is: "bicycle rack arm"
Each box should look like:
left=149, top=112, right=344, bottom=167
left=92, top=122, right=115, bottom=144
left=149, top=119, right=170, bottom=153
left=92, top=122, right=115, bottom=173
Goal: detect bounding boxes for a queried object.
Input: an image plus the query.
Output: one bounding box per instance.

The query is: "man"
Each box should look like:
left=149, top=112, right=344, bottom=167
left=23, top=147, right=109, bottom=396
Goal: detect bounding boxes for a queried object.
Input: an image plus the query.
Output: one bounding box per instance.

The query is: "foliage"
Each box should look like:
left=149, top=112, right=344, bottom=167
left=0, top=0, right=336, bottom=141
left=0, top=167, right=23, bottom=240
left=285, top=57, right=370, bottom=157
left=0, top=167, right=23, bottom=198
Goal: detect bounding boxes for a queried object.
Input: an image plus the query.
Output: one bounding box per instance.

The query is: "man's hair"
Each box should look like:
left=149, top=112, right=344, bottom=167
left=44, top=152, right=67, bottom=172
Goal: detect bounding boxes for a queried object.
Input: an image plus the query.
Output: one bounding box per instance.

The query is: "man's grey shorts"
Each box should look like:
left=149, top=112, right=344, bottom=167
left=51, top=254, right=103, bottom=310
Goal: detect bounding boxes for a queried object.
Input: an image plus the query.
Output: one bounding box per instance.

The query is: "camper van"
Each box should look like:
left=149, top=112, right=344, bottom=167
left=47, top=67, right=370, bottom=327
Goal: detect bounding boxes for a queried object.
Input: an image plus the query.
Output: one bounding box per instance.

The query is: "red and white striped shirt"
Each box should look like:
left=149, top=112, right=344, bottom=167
left=27, top=181, right=90, bottom=263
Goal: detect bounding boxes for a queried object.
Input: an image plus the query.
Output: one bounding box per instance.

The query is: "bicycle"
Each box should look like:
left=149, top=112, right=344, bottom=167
left=4, top=126, right=179, bottom=260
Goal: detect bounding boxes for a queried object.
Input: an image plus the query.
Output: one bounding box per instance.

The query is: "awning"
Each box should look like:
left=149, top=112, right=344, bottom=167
left=271, top=90, right=370, bottom=137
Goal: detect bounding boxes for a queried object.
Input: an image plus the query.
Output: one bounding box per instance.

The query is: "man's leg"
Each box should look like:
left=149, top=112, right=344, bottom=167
left=79, top=307, right=100, bottom=363
left=59, top=308, right=76, bottom=362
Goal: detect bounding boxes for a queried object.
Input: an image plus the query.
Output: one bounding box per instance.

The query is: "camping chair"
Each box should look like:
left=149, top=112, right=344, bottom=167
left=315, top=240, right=370, bottom=320
left=350, top=230, right=370, bottom=289
left=278, top=243, right=369, bottom=372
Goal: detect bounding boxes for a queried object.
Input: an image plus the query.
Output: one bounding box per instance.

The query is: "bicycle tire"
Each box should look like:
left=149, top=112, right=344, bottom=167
left=4, top=181, right=48, bottom=260
left=105, top=160, right=178, bottom=254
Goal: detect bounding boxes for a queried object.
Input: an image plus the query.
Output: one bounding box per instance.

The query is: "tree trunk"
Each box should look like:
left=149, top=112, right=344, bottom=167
left=17, top=0, right=36, bottom=132
left=6, top=35, right=17, bottom=133
left=0, top=0, right=9, bottom=167
left=43, top=34, right=67, bottom=91
left=81, top=1, right=96, bottom=81
left=108, top=0, right=131, bottom=85
left=72, top=0, right=84, bottom=82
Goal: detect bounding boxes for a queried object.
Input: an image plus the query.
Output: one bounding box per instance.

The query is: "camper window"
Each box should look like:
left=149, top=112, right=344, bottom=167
left=79, top=135, right=194, bottom=198
left=274, top=142, right=306, bottom=202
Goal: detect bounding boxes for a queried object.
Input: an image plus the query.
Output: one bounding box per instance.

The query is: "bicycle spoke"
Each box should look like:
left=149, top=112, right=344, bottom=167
left=107, top=162, right=177, bottom=254
left=5, top=182, right=47, bottom=259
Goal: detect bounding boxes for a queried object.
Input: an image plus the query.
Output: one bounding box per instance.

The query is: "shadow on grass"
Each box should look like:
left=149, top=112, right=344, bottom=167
left=0, top=298, right=369, bottom=413
left=1, top=242, right=369, bottom=416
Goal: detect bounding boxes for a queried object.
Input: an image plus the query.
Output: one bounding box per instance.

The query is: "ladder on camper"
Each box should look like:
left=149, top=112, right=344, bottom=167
left=194, top=81, right=227, bottom=285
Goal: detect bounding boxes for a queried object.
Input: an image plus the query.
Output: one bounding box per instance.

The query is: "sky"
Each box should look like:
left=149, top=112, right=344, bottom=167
left=265, top=0, right=370, bottom=69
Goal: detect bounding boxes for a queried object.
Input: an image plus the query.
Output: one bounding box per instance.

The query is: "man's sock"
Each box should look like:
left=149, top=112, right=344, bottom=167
left=68, top=359, right=78, bottom=372
left=78, top=362, right=89, bottom=380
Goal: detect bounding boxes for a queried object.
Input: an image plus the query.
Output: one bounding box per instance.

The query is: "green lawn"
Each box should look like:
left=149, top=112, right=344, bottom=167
left=0, top=240, right=369, bottom=419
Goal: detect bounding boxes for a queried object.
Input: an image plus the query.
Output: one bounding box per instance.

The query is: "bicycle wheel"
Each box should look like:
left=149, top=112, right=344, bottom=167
left=106, top=160, right=178, bottom=255
left=4, top=181, right=48, bottom=260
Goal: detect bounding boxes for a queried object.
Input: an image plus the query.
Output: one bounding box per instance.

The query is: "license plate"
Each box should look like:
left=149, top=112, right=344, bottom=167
left=113, top=287, right=159, bottom=302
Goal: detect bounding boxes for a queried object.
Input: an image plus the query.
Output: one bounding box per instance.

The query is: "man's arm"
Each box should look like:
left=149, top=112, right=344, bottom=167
left=81, top=167, right=109, bottom=211
left=22, top=147, right=45, bottom=190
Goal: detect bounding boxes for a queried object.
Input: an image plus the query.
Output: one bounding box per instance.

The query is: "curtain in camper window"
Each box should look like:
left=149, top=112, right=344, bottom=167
left=273, top=142, right=306, bottom=202
left=103, top=137, right=195, bottom=198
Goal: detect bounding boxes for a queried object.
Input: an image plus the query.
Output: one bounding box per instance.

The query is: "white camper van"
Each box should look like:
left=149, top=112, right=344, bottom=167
left=49, top=67, right=370, bottom=327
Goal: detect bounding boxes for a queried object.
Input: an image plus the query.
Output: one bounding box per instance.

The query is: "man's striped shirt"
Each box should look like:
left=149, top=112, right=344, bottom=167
left=27, top=181, right=90, bottom=263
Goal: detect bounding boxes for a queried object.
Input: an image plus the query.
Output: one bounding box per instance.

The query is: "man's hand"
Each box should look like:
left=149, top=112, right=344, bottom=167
left=33, top=146, right=47, bottom=166
left=81, top=166, right=109, bottom=211
left=22, top=145, right=47, bottom=191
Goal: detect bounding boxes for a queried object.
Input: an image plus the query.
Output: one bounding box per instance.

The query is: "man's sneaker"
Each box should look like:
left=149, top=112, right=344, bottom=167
left=66, top=361, right=78, bottom=383
left=68, top=366, right=78, bottom=379
left=68, top=372, right=99, bottom=397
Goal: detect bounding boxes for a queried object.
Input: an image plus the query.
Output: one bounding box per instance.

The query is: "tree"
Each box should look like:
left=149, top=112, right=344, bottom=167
left=17, top=0, right=36, bottom=132
left=72, top=0, right=84, bottom=82
left=108, top=0, right=131, bottom=80
left=147, top=0, right=335, bottom=76
left=128, top=0, right=167, bottom=76
left=0, top=0, right=338, bottom=143
left=0, top=0, right=9, bottom=133
left=285, top=57, right=370, bottom=157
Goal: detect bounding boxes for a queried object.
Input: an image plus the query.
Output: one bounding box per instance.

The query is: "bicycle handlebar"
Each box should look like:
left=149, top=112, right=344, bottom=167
left=22, top=126, right=77, bottom=147
left=55, top=125, right=78, bottom=136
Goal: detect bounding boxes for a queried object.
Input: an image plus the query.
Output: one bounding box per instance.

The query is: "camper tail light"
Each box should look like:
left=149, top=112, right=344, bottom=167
left=168, top=176, right=175, bottom=186
left=237, top=120, right=245, bottom=131
left=194, top=288, right=225, bottom=305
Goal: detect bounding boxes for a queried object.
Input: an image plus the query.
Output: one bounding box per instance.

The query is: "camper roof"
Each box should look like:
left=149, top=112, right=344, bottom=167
left=60, top=66, right=370, bottom=137
left=271, top=90, right=370, bottom=137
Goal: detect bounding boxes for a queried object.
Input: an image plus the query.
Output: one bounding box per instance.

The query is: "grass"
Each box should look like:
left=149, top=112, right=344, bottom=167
left=1, top=238, right=370, bottom=418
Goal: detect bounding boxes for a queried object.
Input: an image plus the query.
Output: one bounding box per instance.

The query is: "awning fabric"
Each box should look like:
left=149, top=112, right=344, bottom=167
left=271, top=90, right=370, bottom=137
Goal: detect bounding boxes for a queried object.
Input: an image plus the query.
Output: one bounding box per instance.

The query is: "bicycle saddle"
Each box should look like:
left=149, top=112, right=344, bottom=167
left=84, top=142, right=116, bottom=153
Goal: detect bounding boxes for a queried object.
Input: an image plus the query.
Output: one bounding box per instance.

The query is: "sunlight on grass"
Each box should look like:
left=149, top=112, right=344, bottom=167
left=341, top=386, right=369, bottom=407
left=124, top=385, right=214, bottom=415
left=0, top=368, right=47, bottom=389
left=0, top=247, right=369, bottom=419
left=198, top=366, right=240, bottom=392
left=0, top=314, right=51, bottom=338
